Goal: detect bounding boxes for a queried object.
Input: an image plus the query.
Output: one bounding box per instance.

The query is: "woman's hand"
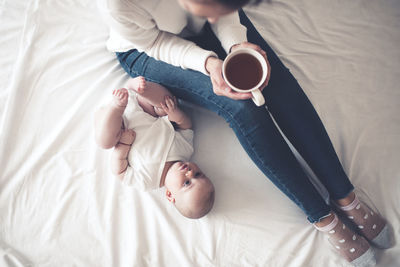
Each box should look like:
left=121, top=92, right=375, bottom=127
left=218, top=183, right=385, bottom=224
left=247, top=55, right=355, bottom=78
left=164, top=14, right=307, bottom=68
left=230, top=42, right=271, bottom=91
left=205, top=57, right=252, bottom=100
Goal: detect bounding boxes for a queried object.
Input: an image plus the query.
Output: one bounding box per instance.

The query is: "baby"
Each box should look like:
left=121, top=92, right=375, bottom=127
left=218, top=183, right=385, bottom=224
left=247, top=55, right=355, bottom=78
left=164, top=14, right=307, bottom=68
left=94, top=77, right=215, bottom=219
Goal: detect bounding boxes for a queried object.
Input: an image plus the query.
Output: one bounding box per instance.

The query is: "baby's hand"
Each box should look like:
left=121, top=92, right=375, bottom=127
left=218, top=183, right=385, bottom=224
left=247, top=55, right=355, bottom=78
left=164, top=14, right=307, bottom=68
left=160, top=96, right=185, bottom=124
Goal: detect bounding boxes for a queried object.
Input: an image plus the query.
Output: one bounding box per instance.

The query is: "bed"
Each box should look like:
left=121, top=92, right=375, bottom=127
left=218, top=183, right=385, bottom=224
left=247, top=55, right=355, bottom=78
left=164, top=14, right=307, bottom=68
left=1, top=0, right=399, bottom=266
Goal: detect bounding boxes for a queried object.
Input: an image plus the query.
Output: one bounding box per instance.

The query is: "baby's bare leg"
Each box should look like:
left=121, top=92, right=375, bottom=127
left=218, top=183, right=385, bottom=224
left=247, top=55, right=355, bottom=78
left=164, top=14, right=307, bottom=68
left=126, top=76, right=172, bottom=117
left=94, top=88, right=129, bottom=149
left=111, top=129, right=136, bottom=180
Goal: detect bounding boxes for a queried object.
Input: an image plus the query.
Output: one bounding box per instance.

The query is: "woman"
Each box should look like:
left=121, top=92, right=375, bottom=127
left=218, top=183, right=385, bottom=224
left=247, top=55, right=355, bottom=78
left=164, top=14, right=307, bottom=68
left=98, top=0, right=391, bottom=265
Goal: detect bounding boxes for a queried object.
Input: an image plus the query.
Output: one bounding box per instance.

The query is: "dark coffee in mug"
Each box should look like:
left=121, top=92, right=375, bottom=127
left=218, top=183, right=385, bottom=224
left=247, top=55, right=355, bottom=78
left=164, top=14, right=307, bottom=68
left=224, top=53, right=263, bottom=90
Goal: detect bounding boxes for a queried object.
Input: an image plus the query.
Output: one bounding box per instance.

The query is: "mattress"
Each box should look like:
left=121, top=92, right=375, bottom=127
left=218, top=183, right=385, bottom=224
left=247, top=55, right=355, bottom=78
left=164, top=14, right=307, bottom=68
left=1, top=0, right=399, bottom=266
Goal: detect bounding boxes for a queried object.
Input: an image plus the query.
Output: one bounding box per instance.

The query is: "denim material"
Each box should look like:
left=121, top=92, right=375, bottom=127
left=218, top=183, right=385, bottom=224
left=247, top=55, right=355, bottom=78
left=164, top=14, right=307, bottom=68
left=115, top=10, right=354, bottom=223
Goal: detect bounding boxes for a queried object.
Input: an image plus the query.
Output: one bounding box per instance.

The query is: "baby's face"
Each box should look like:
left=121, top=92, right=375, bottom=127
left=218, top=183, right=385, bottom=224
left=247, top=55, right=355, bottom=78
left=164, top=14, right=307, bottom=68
left=165, top=161, right=214, bottom=202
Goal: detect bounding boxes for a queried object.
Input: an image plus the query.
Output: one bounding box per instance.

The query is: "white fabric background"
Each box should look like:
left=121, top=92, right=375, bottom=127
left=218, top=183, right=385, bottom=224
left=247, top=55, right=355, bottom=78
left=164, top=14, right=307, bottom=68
left=0, top=0, right=399, bottom=266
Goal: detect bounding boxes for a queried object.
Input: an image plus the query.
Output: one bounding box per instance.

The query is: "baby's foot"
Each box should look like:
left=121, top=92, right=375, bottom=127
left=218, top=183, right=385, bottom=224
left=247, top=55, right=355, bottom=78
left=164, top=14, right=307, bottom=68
left=336, top=194, right=392, bottom=249
left=112, top=88, right=129, bottom=108
left=315, top=213, right=375, bottom=266
left=126, top=76, right=146, bottom=94
left=118, top=129, right=136, bottom=145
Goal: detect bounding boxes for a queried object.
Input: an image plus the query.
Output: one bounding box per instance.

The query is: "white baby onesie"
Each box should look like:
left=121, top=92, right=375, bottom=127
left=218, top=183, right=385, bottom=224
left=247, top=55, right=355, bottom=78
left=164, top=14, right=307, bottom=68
left=121, top=91, right=194, bottom=191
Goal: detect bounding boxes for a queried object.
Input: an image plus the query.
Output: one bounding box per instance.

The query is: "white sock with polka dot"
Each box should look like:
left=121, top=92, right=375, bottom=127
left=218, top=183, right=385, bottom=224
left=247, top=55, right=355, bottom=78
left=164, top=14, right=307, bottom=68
left=338, top=195, right=392, bottom=249
left=314, top=213, right=376, bottom=266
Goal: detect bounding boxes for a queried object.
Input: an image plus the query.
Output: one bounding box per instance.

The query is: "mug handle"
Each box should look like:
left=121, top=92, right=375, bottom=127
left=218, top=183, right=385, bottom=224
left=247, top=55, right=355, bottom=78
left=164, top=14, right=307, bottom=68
left=251, top=89, right=265, bottom=106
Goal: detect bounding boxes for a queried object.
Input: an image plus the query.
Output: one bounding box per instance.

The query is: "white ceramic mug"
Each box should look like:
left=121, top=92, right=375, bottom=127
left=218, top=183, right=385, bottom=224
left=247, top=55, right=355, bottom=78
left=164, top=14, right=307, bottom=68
left=222, top=48, right=267, bottom=106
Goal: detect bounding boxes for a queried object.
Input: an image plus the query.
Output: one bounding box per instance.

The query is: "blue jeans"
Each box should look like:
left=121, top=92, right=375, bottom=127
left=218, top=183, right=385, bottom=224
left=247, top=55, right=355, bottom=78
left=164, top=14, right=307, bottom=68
left=116, top=10, right=354, bottom=223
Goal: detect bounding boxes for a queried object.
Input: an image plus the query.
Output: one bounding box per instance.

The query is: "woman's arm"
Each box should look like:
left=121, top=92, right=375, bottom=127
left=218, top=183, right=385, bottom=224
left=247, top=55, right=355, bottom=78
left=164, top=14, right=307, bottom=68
left=98, top=0, right=217, bottom=75
left=210, top=12, right=248, bottom=54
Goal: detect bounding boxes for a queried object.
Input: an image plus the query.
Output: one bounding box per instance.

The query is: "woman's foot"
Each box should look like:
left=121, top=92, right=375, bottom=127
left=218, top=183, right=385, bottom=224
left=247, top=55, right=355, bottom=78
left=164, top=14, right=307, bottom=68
left=112, top=88, right=129, bottom=109
left=315, top=212, right=375, bottom=266
left=335, top=192, right=392, bottom=249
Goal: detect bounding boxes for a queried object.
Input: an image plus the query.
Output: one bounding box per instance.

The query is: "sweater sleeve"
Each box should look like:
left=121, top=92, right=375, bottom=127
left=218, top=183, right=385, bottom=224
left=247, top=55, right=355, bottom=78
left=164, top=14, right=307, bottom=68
left=99, top=0, right=217, bottom=75
left=210, top=12, right=248, bottom=54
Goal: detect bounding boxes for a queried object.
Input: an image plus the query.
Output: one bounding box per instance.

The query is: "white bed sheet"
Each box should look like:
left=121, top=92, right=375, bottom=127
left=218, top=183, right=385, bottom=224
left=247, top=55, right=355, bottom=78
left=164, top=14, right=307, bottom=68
left=0, top=0, right=399, bottom=266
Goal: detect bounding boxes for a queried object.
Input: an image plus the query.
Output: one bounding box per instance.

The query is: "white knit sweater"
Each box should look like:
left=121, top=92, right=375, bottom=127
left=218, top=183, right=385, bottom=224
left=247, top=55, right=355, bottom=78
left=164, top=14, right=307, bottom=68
left=98, top=0, right=248, bottom=75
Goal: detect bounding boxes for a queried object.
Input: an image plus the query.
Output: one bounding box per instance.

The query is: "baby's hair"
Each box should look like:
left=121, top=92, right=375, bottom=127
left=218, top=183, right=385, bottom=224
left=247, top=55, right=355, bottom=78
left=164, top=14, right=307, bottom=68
left=176, top=189, right=215, bottom=219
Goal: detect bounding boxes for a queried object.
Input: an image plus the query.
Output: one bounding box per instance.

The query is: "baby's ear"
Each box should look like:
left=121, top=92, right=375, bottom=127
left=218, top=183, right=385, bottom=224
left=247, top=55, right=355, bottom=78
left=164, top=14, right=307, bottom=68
left=165, top=190, right=175, bottom=203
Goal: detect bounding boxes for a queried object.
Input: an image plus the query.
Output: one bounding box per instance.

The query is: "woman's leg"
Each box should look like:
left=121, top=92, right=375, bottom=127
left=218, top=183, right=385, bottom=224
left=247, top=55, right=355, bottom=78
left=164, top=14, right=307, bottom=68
left=239, top=9, right=391, bottom=251
left=238, top=10, right=354, bottom=201
left=117, top=49, right=330, bottom=223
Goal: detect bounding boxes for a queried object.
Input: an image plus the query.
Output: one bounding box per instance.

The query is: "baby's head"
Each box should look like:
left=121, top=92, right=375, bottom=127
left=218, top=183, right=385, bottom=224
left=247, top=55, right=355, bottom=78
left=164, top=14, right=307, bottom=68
left=164, top=161, right=215, bottom=219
